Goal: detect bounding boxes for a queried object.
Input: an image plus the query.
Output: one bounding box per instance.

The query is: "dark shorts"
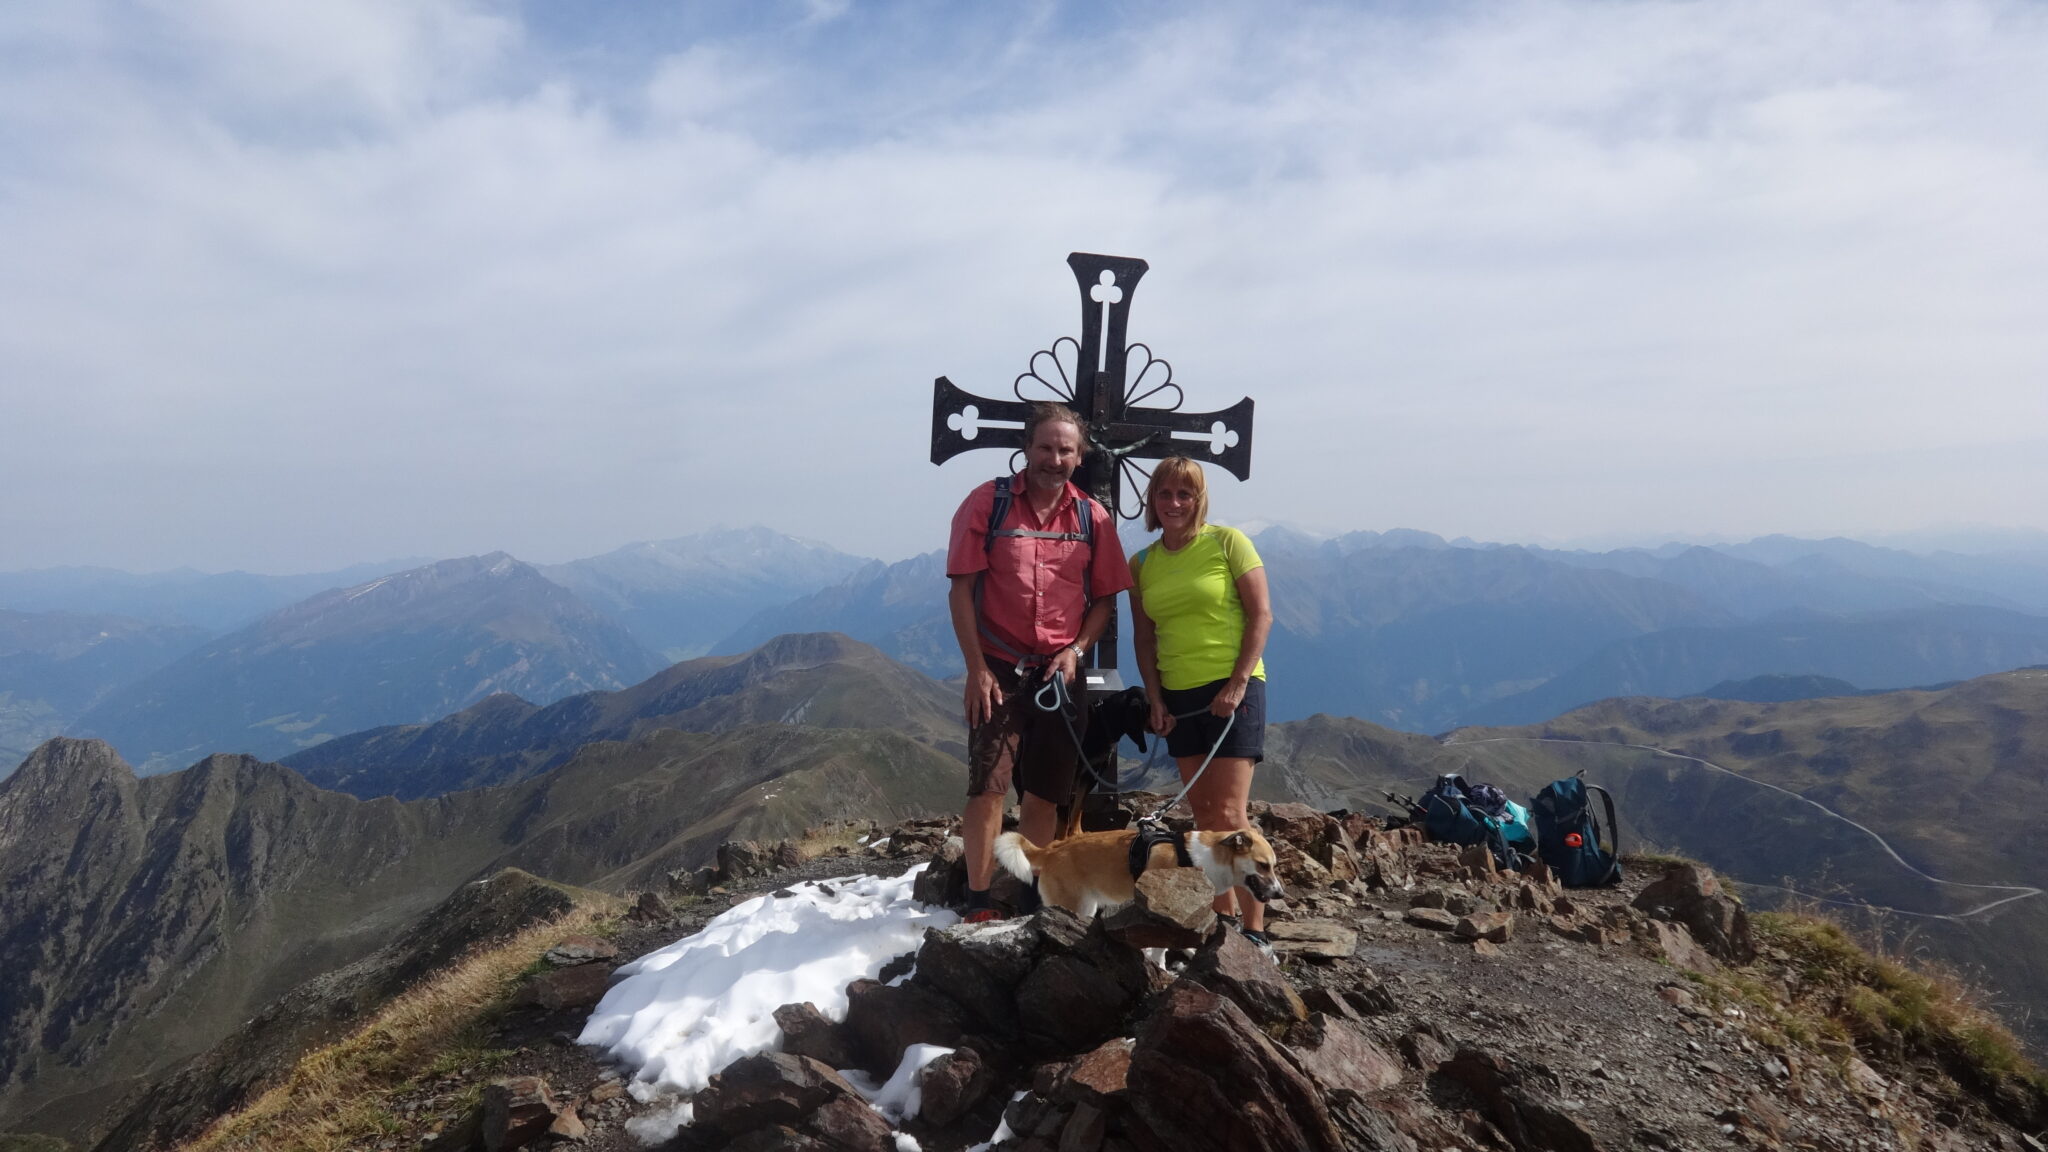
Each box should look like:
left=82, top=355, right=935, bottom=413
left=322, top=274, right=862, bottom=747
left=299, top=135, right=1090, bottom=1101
left=967, top=658, right=1088, bottom=803
left=1162, top=677, right=1266, bottom=762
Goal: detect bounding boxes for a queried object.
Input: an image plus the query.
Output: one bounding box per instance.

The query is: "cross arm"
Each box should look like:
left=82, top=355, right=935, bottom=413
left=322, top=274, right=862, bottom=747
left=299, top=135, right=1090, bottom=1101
left=930, top=376, right=1032, bottom=465
left=1103, top=396, right=1255, bottom=480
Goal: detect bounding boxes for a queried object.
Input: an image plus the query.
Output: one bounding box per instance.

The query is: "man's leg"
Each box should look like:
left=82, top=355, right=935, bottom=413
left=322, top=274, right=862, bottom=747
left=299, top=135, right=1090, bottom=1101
left=963, top=789, right=1006, bottom=891
left=1016, top=790, right=1060, bottom=849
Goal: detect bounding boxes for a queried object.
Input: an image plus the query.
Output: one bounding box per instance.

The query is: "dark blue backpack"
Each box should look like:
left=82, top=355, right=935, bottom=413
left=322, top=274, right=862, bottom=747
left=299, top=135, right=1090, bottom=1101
left=1530, top=776, right=1622, bottom=888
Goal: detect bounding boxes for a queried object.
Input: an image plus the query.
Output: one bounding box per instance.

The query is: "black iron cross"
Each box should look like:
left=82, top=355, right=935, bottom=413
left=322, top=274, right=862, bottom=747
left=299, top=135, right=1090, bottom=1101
left=929, top=252, right=1256, bottom=689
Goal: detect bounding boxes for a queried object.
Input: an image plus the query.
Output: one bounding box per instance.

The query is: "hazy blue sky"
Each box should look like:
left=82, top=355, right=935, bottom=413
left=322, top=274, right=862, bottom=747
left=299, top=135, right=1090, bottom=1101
left=4, top=0, right=2046, bottom=572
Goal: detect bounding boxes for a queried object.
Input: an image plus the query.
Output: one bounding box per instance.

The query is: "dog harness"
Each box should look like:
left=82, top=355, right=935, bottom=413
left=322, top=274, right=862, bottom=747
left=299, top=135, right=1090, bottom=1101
left=1127, top=819, right=1194, bottom=878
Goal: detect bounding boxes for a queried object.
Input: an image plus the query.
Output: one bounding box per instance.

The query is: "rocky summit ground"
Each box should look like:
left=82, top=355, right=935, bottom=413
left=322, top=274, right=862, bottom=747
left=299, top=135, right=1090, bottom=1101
left=249, top=799, right=2047, bottom=1152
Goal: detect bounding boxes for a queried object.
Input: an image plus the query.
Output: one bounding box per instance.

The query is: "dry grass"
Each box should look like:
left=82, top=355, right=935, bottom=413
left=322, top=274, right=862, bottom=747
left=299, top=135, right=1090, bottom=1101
left=178, top=903, right=617, bottom=1152
left=1754, top=911, right=2046, bottom=1096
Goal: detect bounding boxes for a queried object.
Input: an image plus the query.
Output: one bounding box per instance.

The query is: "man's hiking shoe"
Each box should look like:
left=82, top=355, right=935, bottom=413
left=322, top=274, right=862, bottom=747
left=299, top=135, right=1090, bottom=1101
left=1241, top=928, right=1277, bottom=963
left=963, top=908, right=1005, bottom=925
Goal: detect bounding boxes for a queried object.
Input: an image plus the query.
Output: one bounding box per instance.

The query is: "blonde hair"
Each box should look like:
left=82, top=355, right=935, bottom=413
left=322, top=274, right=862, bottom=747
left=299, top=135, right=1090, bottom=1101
left=1144, top=456, right=1210, bottom=532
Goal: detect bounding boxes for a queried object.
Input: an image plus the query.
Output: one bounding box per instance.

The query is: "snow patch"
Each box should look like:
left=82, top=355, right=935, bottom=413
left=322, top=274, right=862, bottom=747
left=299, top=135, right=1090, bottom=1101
left=841, top=1043, right=952, bottom=1124
left=578, top=866, right=955, bottom=1103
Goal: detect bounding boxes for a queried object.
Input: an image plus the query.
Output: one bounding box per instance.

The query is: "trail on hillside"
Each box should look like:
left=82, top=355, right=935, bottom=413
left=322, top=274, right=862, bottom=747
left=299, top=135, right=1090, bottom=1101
left=1443, top=735, right=2043, bottom=922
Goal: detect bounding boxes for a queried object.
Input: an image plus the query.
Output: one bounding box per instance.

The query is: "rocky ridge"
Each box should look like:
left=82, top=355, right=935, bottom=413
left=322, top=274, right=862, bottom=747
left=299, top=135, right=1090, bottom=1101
left=177, top=801, right=2048, bottom=1152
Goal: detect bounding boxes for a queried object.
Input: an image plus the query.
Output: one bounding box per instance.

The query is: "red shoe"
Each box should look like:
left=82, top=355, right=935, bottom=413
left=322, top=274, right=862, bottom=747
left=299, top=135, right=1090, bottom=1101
left=963, top=908, right=1004, bottom=924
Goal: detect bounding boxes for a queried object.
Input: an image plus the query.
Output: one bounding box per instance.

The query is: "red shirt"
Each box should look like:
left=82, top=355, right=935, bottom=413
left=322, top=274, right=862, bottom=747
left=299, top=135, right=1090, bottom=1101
left=947, top=474, right=1133, bottom=659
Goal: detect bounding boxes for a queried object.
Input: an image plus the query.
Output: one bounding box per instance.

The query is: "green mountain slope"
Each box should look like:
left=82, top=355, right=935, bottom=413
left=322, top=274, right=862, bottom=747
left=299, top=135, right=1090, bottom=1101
left=285, top=631, right=963, bottom=800
left=0, top=724, right=961, bottom=1140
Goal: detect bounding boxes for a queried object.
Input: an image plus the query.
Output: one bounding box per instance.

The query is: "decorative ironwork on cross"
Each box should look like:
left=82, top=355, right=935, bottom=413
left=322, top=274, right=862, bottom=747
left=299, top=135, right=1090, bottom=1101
left=929, top=252, right=1256, bottom=688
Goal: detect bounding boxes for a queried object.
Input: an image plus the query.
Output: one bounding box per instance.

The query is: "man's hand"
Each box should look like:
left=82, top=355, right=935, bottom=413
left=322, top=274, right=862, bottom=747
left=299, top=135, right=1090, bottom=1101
left=1210, top=675, right=1248, bottom=718
left=965, top=663, right=1004, bottom=728
left=1046, top=645, right=1081, bottom=689
left=1148, top=692, right=1175, bottom=736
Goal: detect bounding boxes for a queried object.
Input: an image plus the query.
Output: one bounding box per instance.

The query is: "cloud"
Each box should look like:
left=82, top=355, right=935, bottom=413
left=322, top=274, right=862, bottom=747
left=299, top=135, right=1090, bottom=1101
left=2, top=0, right=2046, bottom=571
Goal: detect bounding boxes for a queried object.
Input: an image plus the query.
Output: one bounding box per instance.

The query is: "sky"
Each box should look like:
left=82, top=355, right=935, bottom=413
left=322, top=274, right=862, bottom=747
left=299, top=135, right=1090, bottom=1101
left=4, top=0, right=2047, bottom=573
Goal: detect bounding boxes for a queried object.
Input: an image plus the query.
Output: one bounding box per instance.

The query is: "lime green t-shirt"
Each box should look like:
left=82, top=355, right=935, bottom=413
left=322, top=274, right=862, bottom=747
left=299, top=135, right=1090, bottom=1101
left=1130, top=524, right=1266, bottom=691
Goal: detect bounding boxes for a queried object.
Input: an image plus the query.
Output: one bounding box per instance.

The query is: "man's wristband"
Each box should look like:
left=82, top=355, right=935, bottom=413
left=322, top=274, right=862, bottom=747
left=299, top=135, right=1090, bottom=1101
left=1066, top=643, right=1087, bottom=661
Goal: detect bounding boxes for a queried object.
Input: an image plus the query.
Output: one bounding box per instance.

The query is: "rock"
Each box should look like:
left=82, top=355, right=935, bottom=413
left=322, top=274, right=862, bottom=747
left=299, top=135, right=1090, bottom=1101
left=1263, top=919, right=1357, bottom=961
left=911, top=839, right=968, bottom=908
left=771, top=839, right=805, bottom=869
left=914, top=917, right=1042, bottom=1033
left=1016, top=952, right=1143, bottom=1056
left=773, top=1002, right=856, bottom=1070
left=589, top=1081, right=624, bottom=1104
left=1454, top=911, right=1514, bottom=944
left=1286, top=1012, right=1403, bottom=1094
left=1101, top=867, right=1218, bottom=949
left=801, top=1095, right=894, bottom=1152
left=717, top=839, right=774, bottom=882
left=1272, top=839, right=1333, bottom=889
left=1471, top=939, right=1501, bottom=957
left=918, top=1045, right=995, bottom=1128
left=1399, top=1029, right=1453, bottom=1072
left=727, top=1126, right=827, bottom=1152
left=516, top=963, right=612, bottom=1011
left=1358, top=834, right=1414, bottom=890
left=1124, top=980, right=1349, bottom=1152
left=628, top=890, right=670, bottom=922
left=1437, top=1048, right=1602, bottom=1152
left=691, top=1053, right=864, bottom=1137
left=1513, top=881, right=1554, bottom=914
left=1643, top=919, right=1717, bottom=972
left=666, top=866, right=714, bottom=901
left=1255, top=802, right=1335, bottom=853
left=1845, top=1056, right=1889, bottom=1099
left=1632, top=863, right=1755, bottom=964
left=1404, top=907, right=1459, bottom=932
left=1051, top=1038, right=1134, bottom=1108
left=1457, top=845, right=1497, bottom=877
left=1408, top=889, right=1447, bottom=909
left=841, top=979, right=967, bottom=1075
left=481, top=1076, right=556, bottom=1151
left=543, top=935, right=618, bottom=967
left=547, top=1105, right=586, bottom=1141
left=1182, top=923, right=1308, bottom=1028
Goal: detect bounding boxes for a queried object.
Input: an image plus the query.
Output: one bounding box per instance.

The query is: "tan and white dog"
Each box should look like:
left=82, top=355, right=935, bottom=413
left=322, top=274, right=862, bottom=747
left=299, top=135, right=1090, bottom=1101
left=992, top=825, right=1284, bottom=920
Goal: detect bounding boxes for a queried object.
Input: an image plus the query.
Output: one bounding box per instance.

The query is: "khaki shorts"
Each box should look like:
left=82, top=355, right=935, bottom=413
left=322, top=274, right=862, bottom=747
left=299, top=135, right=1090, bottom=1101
left=967, top=657, right=1088, bottom=804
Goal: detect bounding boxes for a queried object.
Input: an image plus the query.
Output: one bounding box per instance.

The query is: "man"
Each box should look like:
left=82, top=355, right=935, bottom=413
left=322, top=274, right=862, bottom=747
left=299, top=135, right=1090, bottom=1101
left=946, top=402, right=1132, bottom=923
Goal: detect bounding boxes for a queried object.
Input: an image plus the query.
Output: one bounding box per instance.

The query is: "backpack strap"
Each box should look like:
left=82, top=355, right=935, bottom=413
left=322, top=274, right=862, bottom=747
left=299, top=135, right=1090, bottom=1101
left=1588, top=784, right=1622, bottom=874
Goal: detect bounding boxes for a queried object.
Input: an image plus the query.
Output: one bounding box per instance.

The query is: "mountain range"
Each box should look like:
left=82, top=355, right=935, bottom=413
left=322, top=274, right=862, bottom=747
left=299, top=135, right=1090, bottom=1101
left=728, top=526, right=2048, bottom=731
left=8, top=630, right=2048, bottom=1143
left=8, top=521, right=2048, bottom=782
left=66, top=553, right=667, bottom=774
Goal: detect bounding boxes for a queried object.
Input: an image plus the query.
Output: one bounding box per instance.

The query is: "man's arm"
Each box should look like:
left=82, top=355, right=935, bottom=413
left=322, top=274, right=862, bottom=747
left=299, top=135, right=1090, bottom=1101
left=950, top=575, right=1003, bottom=726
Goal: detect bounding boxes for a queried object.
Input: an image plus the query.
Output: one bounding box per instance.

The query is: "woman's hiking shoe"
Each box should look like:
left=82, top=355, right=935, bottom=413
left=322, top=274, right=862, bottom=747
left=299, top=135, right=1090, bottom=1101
left=1240, top=928, right=1277, bottom=962
left=963, top=907, right=1005, bottom=924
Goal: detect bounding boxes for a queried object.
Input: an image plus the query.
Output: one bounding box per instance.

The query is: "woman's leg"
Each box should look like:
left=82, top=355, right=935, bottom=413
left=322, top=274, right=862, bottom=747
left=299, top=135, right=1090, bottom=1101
left=1177, top=754, right=1262, bottom=932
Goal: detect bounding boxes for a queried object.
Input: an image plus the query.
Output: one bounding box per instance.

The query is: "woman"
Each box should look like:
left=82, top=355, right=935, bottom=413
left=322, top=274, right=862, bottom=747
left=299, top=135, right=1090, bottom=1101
left=1128, top=455, right=1274, bottom=948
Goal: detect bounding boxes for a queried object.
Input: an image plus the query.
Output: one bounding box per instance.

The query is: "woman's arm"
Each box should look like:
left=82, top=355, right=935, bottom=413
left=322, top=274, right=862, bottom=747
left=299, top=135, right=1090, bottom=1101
left=1129, top=583, right=1174, bottom=736
left=1210, top=565, right=1272, bottom=717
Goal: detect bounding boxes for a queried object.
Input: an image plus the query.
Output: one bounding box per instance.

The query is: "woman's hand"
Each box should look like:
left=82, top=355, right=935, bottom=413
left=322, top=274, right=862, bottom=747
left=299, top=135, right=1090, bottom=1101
left=1210, top=676, right=1248, bottom=718
left=1148, top=692, right=1175, bottom=736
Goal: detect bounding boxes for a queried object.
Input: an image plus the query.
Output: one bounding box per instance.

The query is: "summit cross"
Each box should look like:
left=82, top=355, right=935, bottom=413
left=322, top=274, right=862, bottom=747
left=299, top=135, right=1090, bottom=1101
left=928, top=252, right=1257, bottom=688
